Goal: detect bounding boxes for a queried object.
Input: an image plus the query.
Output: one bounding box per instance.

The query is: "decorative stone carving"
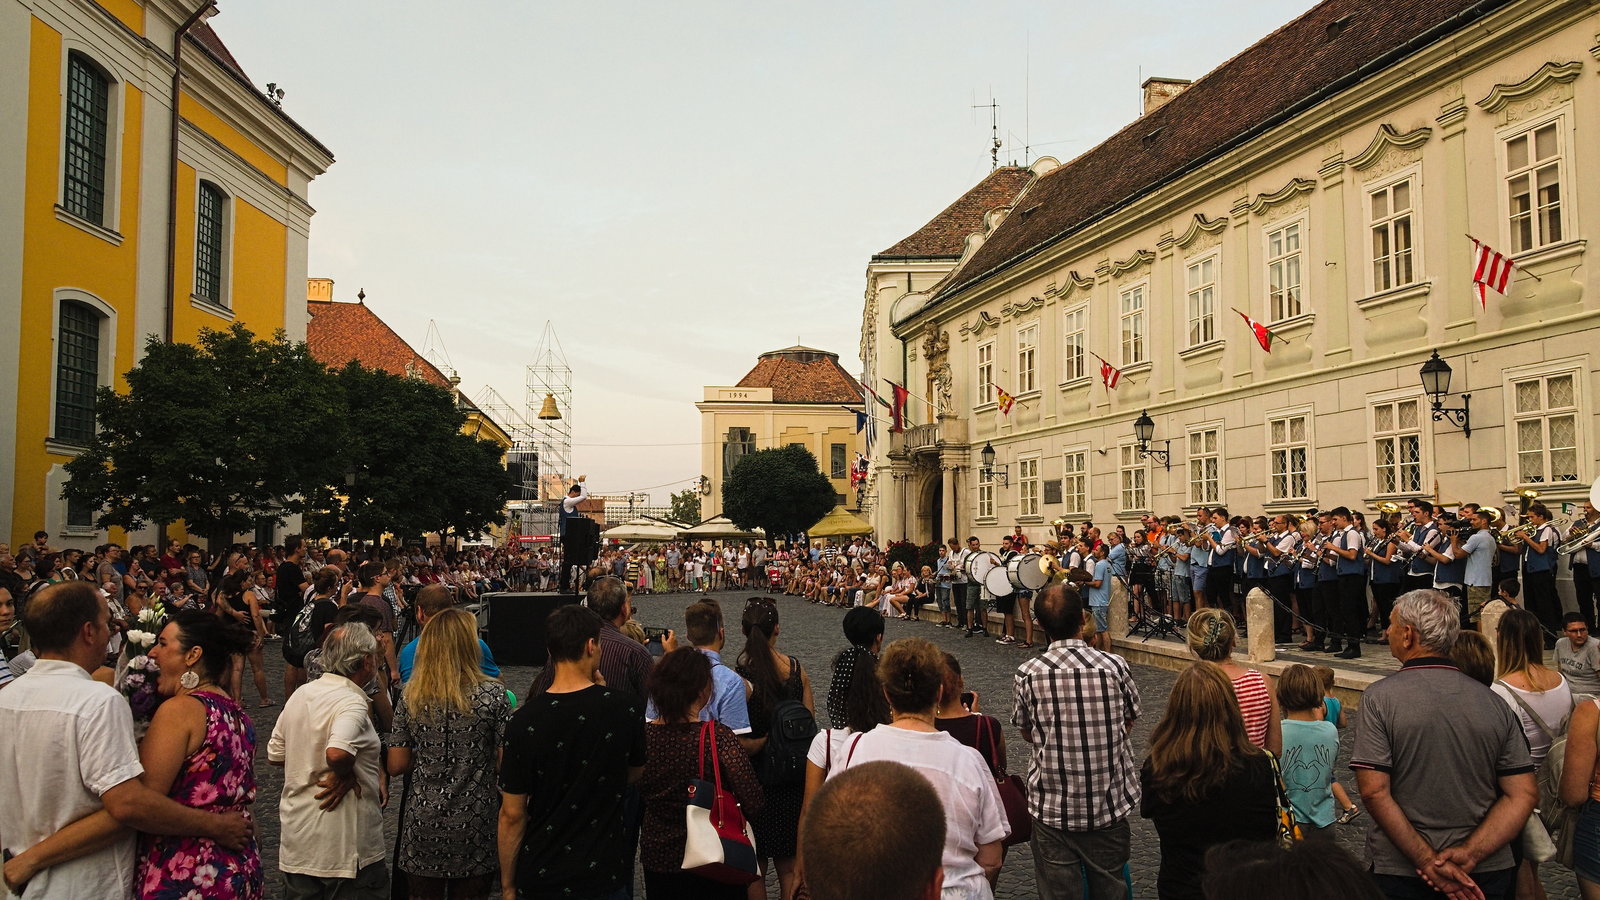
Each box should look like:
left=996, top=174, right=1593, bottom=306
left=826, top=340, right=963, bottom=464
left=921, top=329, right=949, bottom=364
left=1109, top=249, right=1155, bottom=282
left=1002, top=295, right=1045, bottom=318
left=964, top=311, right=1001, bottom=336
left=1175, top=214, right=1228, bottom=252
left=1348, top=124, right=1432, bottom=182
left=1058, top=270, right=1095, bottom=298
left=1477, top=61, right=1583, bottom=116
left=1248, top=178, right=1316, bottom=219
left=932, top=363, right=953, bottom=416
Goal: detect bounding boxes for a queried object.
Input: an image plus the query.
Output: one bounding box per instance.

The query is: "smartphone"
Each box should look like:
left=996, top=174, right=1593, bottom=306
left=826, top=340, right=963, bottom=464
left=960, top=691, right=975, bottom=710
left=643, top=625, right=669, bottom=659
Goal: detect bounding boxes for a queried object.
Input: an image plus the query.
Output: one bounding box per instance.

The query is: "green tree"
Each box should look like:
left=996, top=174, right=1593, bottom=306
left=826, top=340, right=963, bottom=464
left=721, top=445, right=837, bottom=542
left=62, top=324, right=347, bottom=548
left=669, top=487, right=702, bottom=526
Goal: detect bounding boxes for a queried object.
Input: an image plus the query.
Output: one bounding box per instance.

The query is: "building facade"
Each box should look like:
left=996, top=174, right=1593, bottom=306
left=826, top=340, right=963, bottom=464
left=871, top=0, right=1600, bottom=584
left=697, top=346, right=865, bottom=521
left=0, top=0, right=333, bottom=548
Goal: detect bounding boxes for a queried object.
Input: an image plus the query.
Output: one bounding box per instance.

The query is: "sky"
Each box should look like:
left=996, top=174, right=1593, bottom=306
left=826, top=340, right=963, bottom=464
left=218, top=0, right=1312, bottom=503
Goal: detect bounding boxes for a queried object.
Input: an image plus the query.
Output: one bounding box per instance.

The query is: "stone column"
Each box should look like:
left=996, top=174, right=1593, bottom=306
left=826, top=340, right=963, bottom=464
left=1246, top=587, right=1276, bottom=663
left=941, top=464, right=959, bottom=544
left=1110, top=576, right=1130, bottom=640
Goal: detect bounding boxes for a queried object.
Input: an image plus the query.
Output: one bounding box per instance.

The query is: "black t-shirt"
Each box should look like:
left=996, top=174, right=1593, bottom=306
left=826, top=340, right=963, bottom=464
left=1139, top=752, right=1278, bottom=900
left=275, top=561, right=307, bottom=623
left=500, top=684, right=645, bottom=898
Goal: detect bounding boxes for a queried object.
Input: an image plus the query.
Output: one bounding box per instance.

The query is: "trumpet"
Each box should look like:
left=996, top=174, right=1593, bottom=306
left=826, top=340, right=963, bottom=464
left=1502, top=518, right=1570, bottom=540
left=1373, top=501, right=1403, bottom=515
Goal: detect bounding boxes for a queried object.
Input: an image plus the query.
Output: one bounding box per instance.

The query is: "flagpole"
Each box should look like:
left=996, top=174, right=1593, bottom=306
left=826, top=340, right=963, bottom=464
left=1466, top=234, right=1542, bottom=281
left=886, top=380, right=935, bottom=408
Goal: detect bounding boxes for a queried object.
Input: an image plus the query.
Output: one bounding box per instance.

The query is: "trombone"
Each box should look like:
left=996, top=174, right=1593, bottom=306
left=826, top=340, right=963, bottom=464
left=1560, top=520, right=1600, bottom=555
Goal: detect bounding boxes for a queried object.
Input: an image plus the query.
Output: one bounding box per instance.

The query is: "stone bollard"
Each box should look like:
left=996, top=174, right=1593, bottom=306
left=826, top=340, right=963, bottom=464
left=1246, top=587, right=1275, bottom=664
left=1110, top=576, right=1130, bottom=640
left=1481, top=601, right=1507, bottom=660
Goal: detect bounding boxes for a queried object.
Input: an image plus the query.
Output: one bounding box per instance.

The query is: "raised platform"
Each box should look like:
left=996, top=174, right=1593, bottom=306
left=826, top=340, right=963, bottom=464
left=1114, top=634, right=1390, bottom=708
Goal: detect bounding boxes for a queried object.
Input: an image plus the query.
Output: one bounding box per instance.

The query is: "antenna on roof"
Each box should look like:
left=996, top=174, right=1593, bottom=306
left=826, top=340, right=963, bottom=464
left=972, top=93, right=1001, bottom=171
left=1025, top=32, right=1031, bottom=166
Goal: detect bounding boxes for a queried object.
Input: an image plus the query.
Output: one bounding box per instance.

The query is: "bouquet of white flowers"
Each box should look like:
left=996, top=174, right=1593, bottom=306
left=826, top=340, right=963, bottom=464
left=125, top=597, right=170, bottom=651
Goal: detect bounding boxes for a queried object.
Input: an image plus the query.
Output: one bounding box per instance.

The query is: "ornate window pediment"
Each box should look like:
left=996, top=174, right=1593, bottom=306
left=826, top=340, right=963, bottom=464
left=1249, top=178, right=1316, bottom=218
left=1175, top=214, right=1229, bottom=252
left=1347, top=124, right=1432, bottom=181
left=1104, top=249, right=1155, bottom=282
left=1002, top=295, right=1046, bottom=318
left=961, top=310, right=1002, bottom=336
left=1477, top=61, right=1583, bottom=116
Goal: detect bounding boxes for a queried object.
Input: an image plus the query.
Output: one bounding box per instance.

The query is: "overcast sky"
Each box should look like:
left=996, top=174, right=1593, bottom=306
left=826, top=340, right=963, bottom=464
left=219, top=0, right=1310, bottom=503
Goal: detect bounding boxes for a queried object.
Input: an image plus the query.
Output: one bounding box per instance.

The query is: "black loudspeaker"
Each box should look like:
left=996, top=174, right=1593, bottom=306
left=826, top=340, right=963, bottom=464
left=560, top=516, right=601, bottom=592
left=482, top=592, right=581, bottom=667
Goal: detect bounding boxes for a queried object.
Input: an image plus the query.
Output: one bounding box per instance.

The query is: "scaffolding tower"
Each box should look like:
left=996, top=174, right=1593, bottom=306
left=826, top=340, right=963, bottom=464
left=527, top=321, right=573, bottom=492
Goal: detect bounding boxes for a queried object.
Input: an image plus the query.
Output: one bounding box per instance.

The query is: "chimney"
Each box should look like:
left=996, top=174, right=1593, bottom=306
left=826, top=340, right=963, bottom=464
left=306, top=277, right=334, bottom=303
left=1141, top=77, right=1191, bottom=116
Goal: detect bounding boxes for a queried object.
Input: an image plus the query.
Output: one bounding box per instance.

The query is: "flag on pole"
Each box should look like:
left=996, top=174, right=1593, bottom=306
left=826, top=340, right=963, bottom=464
left=1233, top=308, right=1279, bottom=352
left=1469, top=236, right=1516, bottom=310
left=1090, top=352, right=1122, bottom=390
left=864, top=409, right=877, bottom=453
left=850, top=452, right=869, bottom=487
left=851, top=409, right=868, bottom=434
left=864, top=384, right=891, bottom=410
left=993, top=384, right=1015, bottom=415
left=887, top=381, right=910, bottom=433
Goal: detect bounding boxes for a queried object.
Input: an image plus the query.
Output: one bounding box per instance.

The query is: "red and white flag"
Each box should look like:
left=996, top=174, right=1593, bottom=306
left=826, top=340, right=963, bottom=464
left=1091, top=352, right=1122, bottom=390
left=1233, top=308, right=1278, bottom=353
left=992, top=384, right=1015, bottom=415
left=1470, top=237, right=1516, bottom=310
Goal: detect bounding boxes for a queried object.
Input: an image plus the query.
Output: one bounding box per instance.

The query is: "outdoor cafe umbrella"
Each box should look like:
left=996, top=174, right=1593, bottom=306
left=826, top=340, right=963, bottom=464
left=804, top=506, right=874, bottom=538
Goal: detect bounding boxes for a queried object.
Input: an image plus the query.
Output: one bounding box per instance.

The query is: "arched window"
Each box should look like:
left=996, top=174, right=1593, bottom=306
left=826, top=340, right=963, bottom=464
left=195, top=181, right=227, bottom=305
left=55, top=300, right=102, bottom=445
left=63, top=52, right=111, bottom=225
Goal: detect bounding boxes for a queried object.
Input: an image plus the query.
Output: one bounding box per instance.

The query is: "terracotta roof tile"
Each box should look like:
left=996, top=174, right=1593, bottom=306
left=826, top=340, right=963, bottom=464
left=189, top=23, right=249, bottom=82
left=305, top=300, right=452, bottom=388
left=936, top=0, right=1511, bottom=302
left=877, top=167, right=1034, bottom=259
left=734, top=348, right=864, bottom=404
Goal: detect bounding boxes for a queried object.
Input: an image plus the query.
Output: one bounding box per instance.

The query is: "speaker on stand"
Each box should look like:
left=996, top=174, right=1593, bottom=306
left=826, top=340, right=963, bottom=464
left=560, top=516, right=601, bottom=595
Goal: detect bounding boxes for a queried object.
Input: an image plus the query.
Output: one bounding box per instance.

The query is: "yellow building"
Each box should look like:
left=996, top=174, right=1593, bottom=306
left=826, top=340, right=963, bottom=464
left=697, top=346, right=866, bottom=520
left=0, top=1, right=333, bottom=549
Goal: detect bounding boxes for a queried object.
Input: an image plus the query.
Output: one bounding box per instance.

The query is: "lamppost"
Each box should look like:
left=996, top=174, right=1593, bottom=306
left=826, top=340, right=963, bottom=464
left=1419, top=350, right=1471, bottom=437
left=979, top=442, right=1010, bottom=486
left=1132, top=410, right=1171, bottom=470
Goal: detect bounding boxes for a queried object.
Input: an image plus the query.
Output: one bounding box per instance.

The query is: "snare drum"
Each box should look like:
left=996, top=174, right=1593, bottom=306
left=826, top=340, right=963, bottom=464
left=1007, top=552, right=1049, bottom=591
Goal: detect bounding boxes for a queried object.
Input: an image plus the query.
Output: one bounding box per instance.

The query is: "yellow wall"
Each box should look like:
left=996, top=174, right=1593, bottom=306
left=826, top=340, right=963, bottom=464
left=98, top=0, right=144, bottom=33
left=170, top=162, right=287, bottom=340
left=178, top=93, right=288, bottom=185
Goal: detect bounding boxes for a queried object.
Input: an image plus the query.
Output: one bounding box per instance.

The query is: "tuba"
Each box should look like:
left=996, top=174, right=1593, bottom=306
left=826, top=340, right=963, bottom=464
left=1557, top=478, right=1600, bottom=555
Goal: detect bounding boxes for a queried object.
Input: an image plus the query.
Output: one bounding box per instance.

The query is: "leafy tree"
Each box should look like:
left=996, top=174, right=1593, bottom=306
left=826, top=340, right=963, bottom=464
left=63, top=325, right=346, bottom=548
left=721, top=445, right=837, bottom=542
left=669, top=487, right=702, bottom=526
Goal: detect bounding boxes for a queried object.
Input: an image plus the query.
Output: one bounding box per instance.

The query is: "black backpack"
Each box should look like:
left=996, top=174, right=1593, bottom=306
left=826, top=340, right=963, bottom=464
left=758, top=698, right=819, bottom=786
left=286, top=595, right=322, bottom=661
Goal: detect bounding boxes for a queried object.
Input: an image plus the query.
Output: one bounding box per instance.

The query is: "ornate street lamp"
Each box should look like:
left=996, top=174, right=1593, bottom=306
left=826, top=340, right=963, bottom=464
left=1132, top=410, right=1171, bottom=470
left=979, top=441, right=1009, bottom=486
left=1419, top=350, right=1471, bottom=436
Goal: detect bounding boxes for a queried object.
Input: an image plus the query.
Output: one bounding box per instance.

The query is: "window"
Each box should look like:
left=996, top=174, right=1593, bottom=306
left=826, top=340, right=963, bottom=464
left=63, top=52, right=111, bottom=225
left=1119, top=284, right=1146, bottom=365
left=1266, top=222, right=1303, bottom=321
left=1188, top=426, right=1221, bottom=505
left=1373, top=399, right=1422, bottom=494
left=1268, top=412, right=1311, bottom=501
left=977, top=469, right=995, bottom=521
left=1513, top=372, right=1579, bottom=485
left=1186, top=256, right=1217, bottom=346
left=1018, top=457, right=1040, bottom=517
left=1370, top=178, right=1415, bottom=291
left=195, top=181, right=227, bottom=306
left=1062, top=449, right=1087, bottom=515
left=66, top=493, right=96, bottom=530
left=975, top=341, right=994, bottom=405
left=722, top=427, right=754, bottom=477
left=1119, top=445, right=1148, bottom=511
left=1062, top=305, right=1086, bottom=382
left=1016, top=324, right=1038, bottom=393
left=54, top=301, right=101, bottom=445
left=830, top=443, right=847, bottom=479
left=1506, top=121, right=1564, bottom=253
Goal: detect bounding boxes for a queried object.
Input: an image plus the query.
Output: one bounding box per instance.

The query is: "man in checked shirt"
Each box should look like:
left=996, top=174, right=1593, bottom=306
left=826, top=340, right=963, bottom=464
left=1012, top=582, right=1142, bottom=900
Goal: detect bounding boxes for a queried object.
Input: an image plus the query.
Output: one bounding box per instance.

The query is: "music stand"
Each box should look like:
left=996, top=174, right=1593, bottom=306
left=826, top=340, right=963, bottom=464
left=1134, top=573, right=1184, bottom=642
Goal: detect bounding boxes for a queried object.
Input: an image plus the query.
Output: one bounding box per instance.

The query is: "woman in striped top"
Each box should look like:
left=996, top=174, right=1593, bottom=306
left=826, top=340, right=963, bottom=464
left=1187, top=608, right=1281, bottom=755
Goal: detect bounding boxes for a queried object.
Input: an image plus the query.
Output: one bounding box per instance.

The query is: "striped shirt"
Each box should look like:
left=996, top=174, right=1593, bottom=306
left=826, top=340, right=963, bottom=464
left=1231, top=669, right=1273, bottom=749
left=1012, top=639, right=1142, bottom=831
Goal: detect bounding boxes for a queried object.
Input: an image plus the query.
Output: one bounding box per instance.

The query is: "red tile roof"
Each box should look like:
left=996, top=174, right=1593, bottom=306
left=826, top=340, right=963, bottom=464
left=190, top=23, right=248, bottom=82
left=935, top=0, right=1510, bottom=303
left=877, top=167, right=1034, bottom=259
left=306, top=299, right=452, bottom=388
left=735, top=347, right=865, bottom=404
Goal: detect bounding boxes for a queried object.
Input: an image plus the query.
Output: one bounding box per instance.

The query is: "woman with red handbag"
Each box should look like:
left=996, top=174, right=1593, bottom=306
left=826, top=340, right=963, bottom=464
left=640, top=648, right=765, bottom=899
left=934, top=653, right=1031, bottom=852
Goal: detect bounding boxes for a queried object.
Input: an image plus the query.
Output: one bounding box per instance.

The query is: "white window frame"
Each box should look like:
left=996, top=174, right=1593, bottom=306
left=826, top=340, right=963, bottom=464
left=1061, top=304, right=1087, bottom=384
left=192, top=175, right=236, bottom=310
left=1499, top=107, right=1572, bottom=256
left=1061, top=445, right=1089, bottom=517
left=1367, top=171, right=1420, bottom=294
left=976, top=468, right=996, bottom=521
left=1186, top=422, right=1223, bottom=506
left=1185, top=253, right=1219, bottom=348
left=55, top=43, right=128, bottom=239
left=1267, top=406, right=1314, bottom=503
left=1119, top=282, right=1147, bottom=367
left=47, top=289, right=118, bottom=453
left=1265, top=219, right=1306, bottom=323
left=1015, top=322, right=1038, bottom=395
left=1503, top=356, right=1587, bottom=488
left=1368, top=390, right=1428, bottom=497
left=975, top=340, right=995, bottom=407
left=1017, top=455, right=1041, bottom=519
left=1118, top=443, right=1150, bottom=513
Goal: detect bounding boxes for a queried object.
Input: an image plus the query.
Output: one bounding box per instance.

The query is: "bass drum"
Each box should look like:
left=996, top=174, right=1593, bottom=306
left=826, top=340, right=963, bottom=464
left=965, top=551, right=1001, bottom=584
left=1007, top=552, right=1049, bottom=591
left=984, top=564, right=1015, bottom=597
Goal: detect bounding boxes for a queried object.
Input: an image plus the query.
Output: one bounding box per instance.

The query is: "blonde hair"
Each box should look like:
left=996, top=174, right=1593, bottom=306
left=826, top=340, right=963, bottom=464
left=1145, top=662, right=1262, bottom=803
left=1186, top=608, right=1238, bottom=661
left=402, top=608, right=492, bottom=724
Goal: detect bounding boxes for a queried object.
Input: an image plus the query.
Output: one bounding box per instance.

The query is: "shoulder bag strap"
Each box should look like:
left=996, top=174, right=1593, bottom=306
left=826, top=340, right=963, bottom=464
left=824, top=728, right=832, bottom=770
left=983, top=716, right=1004, bottom=778
left=1496, top=680, right=1557, bottom=742
left=845, top=732, right=865, bottom=767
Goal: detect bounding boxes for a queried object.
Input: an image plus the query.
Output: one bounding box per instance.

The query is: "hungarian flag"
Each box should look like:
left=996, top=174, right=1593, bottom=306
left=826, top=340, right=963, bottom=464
left=1092, top=352, right=1122, bottom=390
left=1234, top=308, right=1278, bottom=352
left=994, top=384, right=1015, bottom=415
left=1470, top=237, right=1516, bottom=310
left=887, top=381, right=910, bottom=433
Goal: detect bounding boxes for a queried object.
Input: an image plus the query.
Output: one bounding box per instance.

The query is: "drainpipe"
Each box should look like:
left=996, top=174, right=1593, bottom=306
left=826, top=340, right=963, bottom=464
left=164, top=3, right=218, bottom=342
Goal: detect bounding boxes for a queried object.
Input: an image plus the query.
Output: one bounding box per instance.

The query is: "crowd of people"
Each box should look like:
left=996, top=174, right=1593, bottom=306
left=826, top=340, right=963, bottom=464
left=3, top=509, right=1600, bottom=900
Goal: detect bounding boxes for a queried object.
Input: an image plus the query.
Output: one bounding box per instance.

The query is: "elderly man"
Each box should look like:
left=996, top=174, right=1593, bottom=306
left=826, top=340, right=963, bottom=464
left=0, top=582, right=251, bottom=898
left=800, top=761, right=947, bottom=900
left=268, top=623, right=388, bottom=899
left=1351, top=589, right=1536, bottom=900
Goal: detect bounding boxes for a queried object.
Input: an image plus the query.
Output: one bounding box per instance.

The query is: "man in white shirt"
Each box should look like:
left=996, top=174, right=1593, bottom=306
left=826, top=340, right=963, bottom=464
left=0, top=582, right=251, bottom=899
left=268, top=623, right=387, bottom=898
left=1460, top=510, right=1499, bottom=624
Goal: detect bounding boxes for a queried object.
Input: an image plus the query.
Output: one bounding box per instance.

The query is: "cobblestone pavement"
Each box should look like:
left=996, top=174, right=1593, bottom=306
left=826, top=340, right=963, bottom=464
left=247, top=589, right=1581, bottom=899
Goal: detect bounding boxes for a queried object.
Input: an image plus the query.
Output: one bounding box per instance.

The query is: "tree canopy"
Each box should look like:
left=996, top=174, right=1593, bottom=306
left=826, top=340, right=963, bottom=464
left=669, top=487, right=702, bottom=526
left=721, top=445, right=837, bottom=541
